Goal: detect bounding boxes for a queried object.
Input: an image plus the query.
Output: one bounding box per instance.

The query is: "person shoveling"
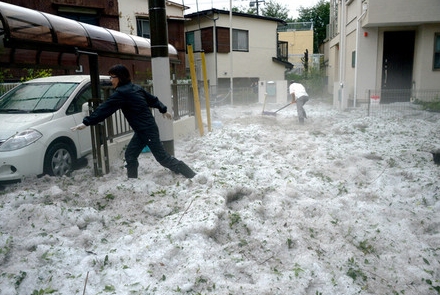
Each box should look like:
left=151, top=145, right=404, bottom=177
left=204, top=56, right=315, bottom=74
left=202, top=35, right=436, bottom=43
left=262, top=101, right=294, bottom=116
left=262, top=92, right=295, bottom=116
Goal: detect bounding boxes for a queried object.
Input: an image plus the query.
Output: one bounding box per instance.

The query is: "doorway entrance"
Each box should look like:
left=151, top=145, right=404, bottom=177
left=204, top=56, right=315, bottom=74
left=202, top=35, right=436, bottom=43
left=381, top=31, right=415, bottom=103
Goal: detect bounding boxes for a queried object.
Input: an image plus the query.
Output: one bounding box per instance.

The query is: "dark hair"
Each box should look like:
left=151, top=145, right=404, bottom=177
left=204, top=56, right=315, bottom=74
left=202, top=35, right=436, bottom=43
left=108, top=64, right=131, bottom=86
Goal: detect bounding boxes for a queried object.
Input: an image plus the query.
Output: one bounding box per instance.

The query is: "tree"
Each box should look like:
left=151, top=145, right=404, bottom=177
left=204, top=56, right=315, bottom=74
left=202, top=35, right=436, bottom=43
left=296, top=0, right=330, bottom=53
left=261, top=1, right=289, bottom=21
left=233, top=0, right=289, bottom=21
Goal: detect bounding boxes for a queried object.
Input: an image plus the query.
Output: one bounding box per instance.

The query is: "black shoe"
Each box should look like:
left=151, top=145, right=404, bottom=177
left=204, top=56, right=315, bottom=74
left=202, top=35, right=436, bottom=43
left=176, top=161, right=196, bottom=178
left=127, top=168, right=138, bottom=178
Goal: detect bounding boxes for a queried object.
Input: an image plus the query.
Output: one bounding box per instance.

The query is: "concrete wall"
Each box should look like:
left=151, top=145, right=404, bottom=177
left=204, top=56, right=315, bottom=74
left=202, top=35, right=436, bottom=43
left=365, top=0, right=440, bottom=26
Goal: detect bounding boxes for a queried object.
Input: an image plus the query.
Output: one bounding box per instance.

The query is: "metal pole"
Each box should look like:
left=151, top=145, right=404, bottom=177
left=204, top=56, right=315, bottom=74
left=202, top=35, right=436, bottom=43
left=149, top=0, right=174, bottom=155
left=76, top=48, right=107, bottom=176
left=229, top=1, right=234, bottom=105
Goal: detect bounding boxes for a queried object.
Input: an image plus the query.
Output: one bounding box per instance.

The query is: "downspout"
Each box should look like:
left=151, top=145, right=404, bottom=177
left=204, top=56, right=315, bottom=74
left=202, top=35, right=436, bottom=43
left=229, top=0, right=234, bottom=104
left=338, top=0, right=346, bottom=110
left=203, top=12, right=219, bottom=97
left=353, top=2, right=368, bottom=107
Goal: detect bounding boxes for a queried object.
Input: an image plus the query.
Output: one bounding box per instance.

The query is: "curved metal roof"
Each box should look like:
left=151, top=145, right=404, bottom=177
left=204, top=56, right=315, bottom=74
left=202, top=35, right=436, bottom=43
left=0, top=2, right=178, bottom=68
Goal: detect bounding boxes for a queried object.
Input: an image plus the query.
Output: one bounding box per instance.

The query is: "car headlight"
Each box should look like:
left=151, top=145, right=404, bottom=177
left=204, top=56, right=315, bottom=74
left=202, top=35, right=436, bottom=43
left=0, top=129, right=43, bottom=152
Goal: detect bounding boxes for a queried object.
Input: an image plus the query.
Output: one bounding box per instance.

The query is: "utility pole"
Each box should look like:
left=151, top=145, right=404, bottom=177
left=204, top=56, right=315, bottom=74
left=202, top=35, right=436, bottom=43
left=148, top=0, right=174, bottom=155
left=249, top=0, right=265, bottom=15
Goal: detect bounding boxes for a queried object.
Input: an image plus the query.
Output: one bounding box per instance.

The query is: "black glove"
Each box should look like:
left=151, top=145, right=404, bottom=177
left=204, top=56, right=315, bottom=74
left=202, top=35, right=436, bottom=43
left=160, top=106, right=167, bottom=114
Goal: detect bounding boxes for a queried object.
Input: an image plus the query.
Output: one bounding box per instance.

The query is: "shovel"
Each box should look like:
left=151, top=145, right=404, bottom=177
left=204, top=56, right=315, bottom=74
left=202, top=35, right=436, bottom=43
left=262, top=102, right=293, bottom=116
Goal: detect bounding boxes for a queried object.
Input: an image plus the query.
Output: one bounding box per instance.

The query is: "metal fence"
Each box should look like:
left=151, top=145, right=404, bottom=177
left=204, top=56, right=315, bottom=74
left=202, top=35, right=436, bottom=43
left=0, top=83, right=19, bottom=96
left=359, top=89, right=440, bottom=118
left=0, top=82, right=196, bottom=141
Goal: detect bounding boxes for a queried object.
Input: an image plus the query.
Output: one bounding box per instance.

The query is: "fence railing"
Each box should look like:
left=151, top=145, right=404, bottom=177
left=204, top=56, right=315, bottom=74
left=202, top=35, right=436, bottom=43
left=0, top=82, right=196, bottom=142
left=363, top=89, right=440, bottom=117
left=0, top=83, right=19, bottom=96
left=0, top=81, right=258, bottom=141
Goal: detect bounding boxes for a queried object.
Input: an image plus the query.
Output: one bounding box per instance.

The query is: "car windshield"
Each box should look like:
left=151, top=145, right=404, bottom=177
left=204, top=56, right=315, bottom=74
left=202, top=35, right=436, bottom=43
left=0, top=82, right=78, bottom=113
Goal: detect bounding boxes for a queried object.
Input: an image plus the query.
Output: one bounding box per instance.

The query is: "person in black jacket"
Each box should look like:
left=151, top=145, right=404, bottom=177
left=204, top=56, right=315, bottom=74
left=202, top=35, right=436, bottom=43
left=71, top=64, right=196, bottom=179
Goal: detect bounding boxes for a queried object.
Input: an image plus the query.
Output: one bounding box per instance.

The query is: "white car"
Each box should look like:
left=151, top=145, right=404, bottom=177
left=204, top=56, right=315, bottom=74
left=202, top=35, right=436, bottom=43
left=0, top=75, right=112, bottom=183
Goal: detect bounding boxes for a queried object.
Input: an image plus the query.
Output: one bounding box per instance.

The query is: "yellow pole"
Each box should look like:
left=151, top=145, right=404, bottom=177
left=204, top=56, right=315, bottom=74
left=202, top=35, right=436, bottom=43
left=201, top=52, right=212, bottom=132
left=187, top=44, right=204, bottom=136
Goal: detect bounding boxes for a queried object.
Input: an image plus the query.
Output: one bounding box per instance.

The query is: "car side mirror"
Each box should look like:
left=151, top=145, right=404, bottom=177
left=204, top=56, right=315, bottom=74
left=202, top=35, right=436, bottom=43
left=82, top=102, right=90, bottom=116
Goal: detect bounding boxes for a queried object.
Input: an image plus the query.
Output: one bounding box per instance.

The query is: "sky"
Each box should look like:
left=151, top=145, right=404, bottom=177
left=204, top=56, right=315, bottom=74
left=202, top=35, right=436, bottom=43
left=1, top=97, right=440, bottom=294
left=181, top=0, right=323, bottom=19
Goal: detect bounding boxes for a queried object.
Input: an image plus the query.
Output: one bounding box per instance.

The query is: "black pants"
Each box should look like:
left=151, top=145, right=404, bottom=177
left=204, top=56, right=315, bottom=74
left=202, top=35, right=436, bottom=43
left=296, top=95, right=309, bottom=123
left=125, top=128, right=195, bottom=178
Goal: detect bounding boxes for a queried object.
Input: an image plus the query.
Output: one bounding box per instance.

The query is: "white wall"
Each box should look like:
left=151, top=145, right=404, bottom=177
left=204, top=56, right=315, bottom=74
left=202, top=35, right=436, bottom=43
left=258, top=80, right=289, bottom=104
left=118, top=0, right=184, bottom=35
left=413, top=24, right=440, bottom=90
left=329, top=0, right=440, bottom=110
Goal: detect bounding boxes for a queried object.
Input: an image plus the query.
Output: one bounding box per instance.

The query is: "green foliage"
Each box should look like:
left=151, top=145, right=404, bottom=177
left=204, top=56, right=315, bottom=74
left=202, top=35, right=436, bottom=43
left=31, top=287, right=57, bottom=295
left=228, top=212, right=241, bottom=227
left=424, top=279, right=440, bottom=294
left=296, top=0, right=330, bottom=53
left=233, top=0, right=290, bottom=21
left=0, top=68, right=12, bottom=95
left=20, top=68, right=52, bottom=82
left=286, top=59, right=328, bottom=98
left=357, top=239, right=376, bottom=255
left=103, top=284, right=116, bottom=292
left=14, top=271, right=27, bottom=289
left=346, top=257, right=367, bottom=282
left=292, top=263, right=304, bottom=277
left=261, top=0, right=289, bottom=20
left=413, top=96, right=440, bottom=112
left=0, top=68, right=11, bottom=82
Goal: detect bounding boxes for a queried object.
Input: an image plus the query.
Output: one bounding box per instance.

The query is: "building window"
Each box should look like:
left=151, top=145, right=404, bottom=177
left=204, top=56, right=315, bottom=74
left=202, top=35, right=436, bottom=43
left=186, top=27, right=247, bottom=53
left=352, top=50, right=356, bottom=68
left=232, top=29, right=248, bottom=52
left=58, top=7, right=99, bottom=25
left=137, top=18, right=150, bottom=38
left=185, top=30, right=202, bottom=52
left=434, top=33, right=440, bottom=70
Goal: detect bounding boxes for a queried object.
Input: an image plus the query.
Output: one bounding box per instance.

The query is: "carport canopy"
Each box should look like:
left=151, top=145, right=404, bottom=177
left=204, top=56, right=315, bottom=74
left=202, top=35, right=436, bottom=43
left=0, top=1, right=178, bottom=69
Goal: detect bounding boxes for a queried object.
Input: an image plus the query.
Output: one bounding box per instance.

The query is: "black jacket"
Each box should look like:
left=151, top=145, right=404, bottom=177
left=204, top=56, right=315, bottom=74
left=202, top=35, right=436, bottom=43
left=83, top=83, right=167, bottom=132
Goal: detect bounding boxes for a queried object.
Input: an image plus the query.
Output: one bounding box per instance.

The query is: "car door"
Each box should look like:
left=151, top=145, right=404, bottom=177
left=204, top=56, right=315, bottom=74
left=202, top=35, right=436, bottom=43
left=67, top=85, right=94, bottom=155
left=67, top=81, right=114, bottom=156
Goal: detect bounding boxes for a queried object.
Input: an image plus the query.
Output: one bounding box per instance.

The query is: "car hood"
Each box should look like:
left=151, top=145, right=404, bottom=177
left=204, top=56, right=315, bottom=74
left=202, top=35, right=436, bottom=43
left=0, top=113, right=53, bottom=140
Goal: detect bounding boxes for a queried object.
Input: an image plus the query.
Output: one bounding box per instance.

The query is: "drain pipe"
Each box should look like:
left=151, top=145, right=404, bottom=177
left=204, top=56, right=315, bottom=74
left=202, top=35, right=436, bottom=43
left=353, top=1, right=368, bottom=107
left=338, top=0, right=346, bottom=110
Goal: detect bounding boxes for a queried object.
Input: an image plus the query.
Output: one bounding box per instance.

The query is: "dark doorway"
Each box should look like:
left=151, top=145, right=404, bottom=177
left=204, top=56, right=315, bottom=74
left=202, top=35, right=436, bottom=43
left=381, top=31, right=415, bottom=103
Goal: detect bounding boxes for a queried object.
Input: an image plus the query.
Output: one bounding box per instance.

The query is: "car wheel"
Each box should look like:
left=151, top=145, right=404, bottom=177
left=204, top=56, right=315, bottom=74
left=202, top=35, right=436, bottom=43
left=44, top=142, right=75, bottom=177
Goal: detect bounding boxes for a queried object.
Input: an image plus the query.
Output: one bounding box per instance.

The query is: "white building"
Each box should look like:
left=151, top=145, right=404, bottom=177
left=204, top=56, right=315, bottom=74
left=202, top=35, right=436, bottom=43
left=327, top=0, right=440, bottom=109
left=184, top=9, right=292, bottom=103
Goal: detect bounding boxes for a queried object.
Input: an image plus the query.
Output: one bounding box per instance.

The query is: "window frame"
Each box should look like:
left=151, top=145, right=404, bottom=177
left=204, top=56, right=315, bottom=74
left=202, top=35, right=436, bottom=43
left=185, top=30, right=202, bottom=52
left=136, top=18, right=150, bottom=39
left=232, top=29, right=249, bottom=52
left=433, top=33, right=440, bottom=70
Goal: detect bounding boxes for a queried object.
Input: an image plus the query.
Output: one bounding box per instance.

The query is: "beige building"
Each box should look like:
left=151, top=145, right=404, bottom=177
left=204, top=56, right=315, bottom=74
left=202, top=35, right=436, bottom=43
left=327, top=0, right=440, bottom=109
left=184, top=9, right=292, bottom=102
left=278, top=22, right=314, bottom=73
